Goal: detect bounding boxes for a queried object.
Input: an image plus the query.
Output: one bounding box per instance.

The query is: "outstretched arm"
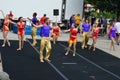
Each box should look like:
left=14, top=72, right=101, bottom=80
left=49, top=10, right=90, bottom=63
left=33, top=24, right=43, bottom=28
left=62, top=29, right=70, bottom=33
left=9, top=20, right=17, bottom=24
left=0, top=10, right=6, bottom=19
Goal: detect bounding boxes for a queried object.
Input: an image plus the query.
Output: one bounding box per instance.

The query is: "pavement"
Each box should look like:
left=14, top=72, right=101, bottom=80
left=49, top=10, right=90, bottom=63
left=0, top=31, right=120, bottom=71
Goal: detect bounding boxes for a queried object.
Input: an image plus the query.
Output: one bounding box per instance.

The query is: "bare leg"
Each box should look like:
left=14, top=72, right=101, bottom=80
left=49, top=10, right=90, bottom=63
left=53, top=34, right=56, bottom=44
left=73, top=42, right=76, bottom=56
left=65, top=43, right=72, bottom=56
left=17, top=35, right=22, bottom=50
left=21, top=35, right=24, bottom=49
left=2, top=32, right=8, bottom=47
left=110, top=38, right=115, bottom=51
left=93, top=38, right=97, bottom=51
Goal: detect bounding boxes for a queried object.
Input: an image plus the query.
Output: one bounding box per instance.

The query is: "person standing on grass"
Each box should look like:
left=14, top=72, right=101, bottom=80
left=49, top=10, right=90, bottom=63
left=81, top=19, right=91, bottom=49
left=0, top=10, right=16, bottom=47
left=108, top=22, right=117, bottom=51
left=63, top=23, right=78, bottom=56
left=33, top=17, right=52, bottom=63
left=17, top=17, right=25, bottom=51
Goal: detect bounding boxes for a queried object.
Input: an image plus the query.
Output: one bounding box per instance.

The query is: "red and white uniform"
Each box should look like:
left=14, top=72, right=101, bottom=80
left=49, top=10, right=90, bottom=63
left=17, top=22, right=25, bottom=36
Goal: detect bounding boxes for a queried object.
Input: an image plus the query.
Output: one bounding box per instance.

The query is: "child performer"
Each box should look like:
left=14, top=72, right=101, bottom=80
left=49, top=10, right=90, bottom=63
left=108, top=22, right=117, bottom=51
left=63, top=23, right=78, bottom=56
left=0, top=10, right=16, bottom=47
left=89, top=23, right=100, bottom=51
left=51, top=22, right=61, bottom=44
left=17, top=17, right=25, bottom=51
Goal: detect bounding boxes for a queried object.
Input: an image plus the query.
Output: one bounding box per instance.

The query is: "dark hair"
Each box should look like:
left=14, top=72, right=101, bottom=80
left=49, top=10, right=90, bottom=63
left=77, top=14, right=80, bottom=16
left=18, top=17, right=23, bottom=22
left=74, top=24, right=78, bottom=28
left=44, top=14, right=46, bottom=17
left=33, top=12, right=37, bottom=17
left=44, top=17, right=49, bottom=22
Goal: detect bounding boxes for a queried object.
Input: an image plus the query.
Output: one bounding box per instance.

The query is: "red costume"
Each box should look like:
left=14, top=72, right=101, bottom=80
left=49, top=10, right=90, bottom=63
left=18, top=22, right=25, bottom=36
left=52, top=27, right=59, bottom=38
left=69, top=28, right=77, bottom=43
left=92, top=27, right=99, bottom=39
left=3, top=20, right=9, bottom=32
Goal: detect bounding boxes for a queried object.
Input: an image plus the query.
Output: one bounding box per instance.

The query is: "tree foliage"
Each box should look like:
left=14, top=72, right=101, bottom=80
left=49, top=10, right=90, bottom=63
left=85, top=0, right=120, bottom=17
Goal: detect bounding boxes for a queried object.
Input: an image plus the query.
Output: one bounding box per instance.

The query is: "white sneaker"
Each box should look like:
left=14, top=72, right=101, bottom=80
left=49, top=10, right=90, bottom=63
left=2, top=44, right=5, bottom=47
left=65, top=52, right=68, bottom=56
left=8, top=42, right=10, bottom=47
left=73, top=53, right=75, bottom=56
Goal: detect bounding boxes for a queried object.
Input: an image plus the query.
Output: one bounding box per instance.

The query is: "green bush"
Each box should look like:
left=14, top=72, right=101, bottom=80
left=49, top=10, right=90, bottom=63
left=90, top=11, right=117, bottom=18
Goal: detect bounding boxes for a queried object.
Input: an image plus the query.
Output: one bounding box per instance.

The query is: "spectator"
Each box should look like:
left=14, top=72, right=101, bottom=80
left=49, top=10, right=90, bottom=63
left=91, top=14, right=96, bottom=27
left=75, top=14, right=81, bottom=33
left=103, top=17, right=107, bottom=35
left=114, top=20, right=120, bottom=45
left=98, top=15, right=103, bottom=25
left=69, top=15, right=75, bottom=29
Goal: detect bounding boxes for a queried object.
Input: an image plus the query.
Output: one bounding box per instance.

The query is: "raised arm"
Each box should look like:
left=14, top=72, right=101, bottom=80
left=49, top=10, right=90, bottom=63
left=27, top=17, right=32, bottom=24
left=0, top=10, right=6, bottom=19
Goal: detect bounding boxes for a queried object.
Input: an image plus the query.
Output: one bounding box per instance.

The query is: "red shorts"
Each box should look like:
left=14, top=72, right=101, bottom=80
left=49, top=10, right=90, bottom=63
left=3, top=26, right=9, bottom=32
left=92, top=33, right=98, bottom=39
left=18, top=30, right=25, bottom=36
left=51, top=33, right=59, bottom=38
left=68, top=38, right=77, bottom=44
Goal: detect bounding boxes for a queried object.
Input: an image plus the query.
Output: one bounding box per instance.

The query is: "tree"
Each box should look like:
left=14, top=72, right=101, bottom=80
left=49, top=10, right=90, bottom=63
left=85, top=0, right=120, bottom=18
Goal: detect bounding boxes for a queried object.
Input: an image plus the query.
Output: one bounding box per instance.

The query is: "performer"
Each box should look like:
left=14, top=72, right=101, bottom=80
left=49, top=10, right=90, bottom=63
left=108, top=22, right=117, bottom=51
left=28, top=12, right=38, bottom=46
left=17, top=17, right=25, bottom=51
left=81, top=19, right=91, bottom=49
left=40, top=14, right=46, bottom=24
left=51, top=22, right=61, bottom=44
left=63, top=23, right=78, bottom=56
left=0, top=10, right=16, bottom=47
left=89, top=23, right=100, bottom=51
left=33, top=17, right=52, bottom=62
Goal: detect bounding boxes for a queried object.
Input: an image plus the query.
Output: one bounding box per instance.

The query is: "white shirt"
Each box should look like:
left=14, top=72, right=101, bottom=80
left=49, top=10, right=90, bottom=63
left=115, top=22, right=120, bottom=33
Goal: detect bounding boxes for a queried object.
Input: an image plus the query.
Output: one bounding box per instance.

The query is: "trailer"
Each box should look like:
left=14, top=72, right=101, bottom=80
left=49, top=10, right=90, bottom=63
left=0, top=0, right=84, bottom=21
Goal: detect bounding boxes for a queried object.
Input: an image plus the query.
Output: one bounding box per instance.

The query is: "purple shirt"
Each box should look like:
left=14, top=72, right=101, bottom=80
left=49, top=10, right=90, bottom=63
left=82, top=23, right=90, bottom=32
left=41, top=25, right=50, bottom=37
left=32, top=17, right=37, bottom=25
